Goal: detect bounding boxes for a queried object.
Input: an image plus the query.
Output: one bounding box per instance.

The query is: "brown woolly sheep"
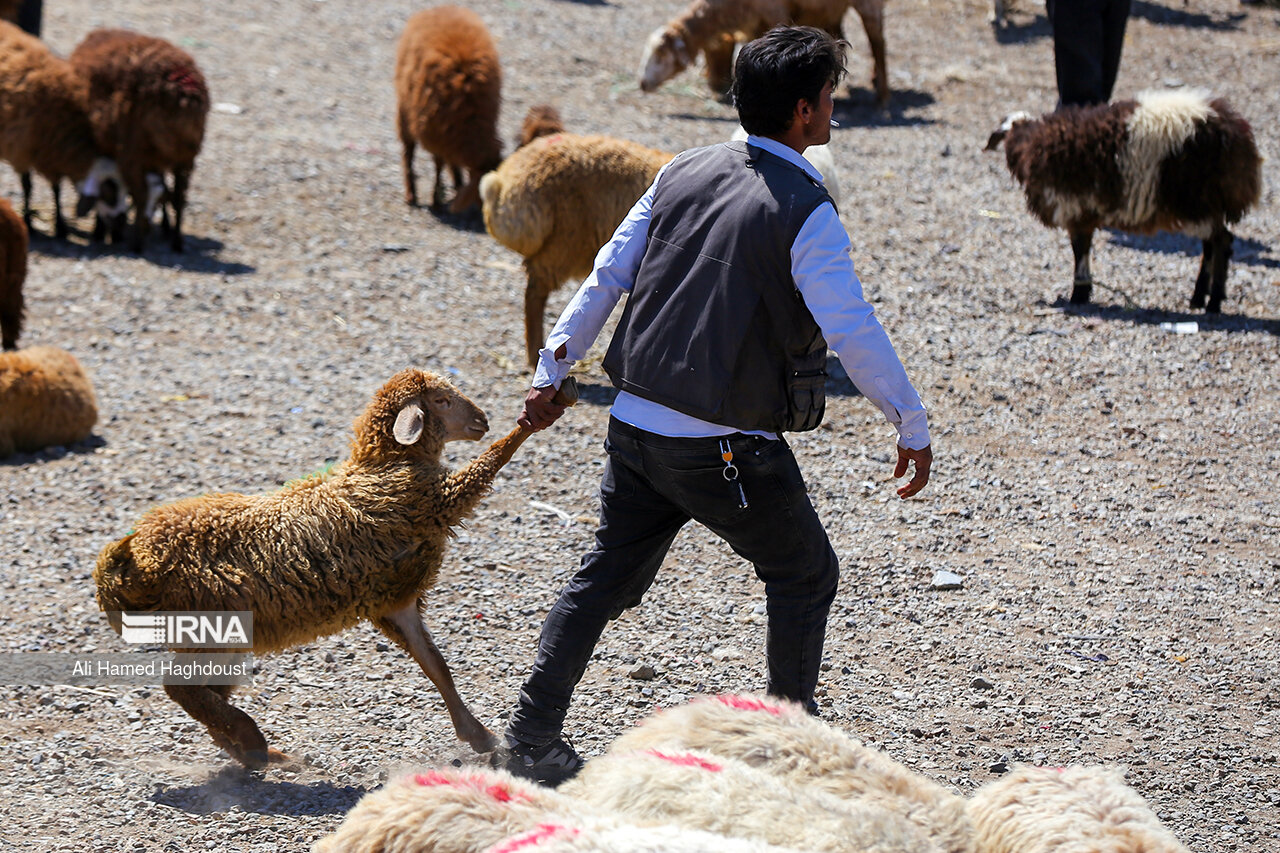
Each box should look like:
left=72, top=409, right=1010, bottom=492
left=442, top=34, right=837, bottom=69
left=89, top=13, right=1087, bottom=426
left=70, top=28, right=211, bottom=253
left=985, top=89, right=1262, bottom=314
left=94, top=370, right=573, bottom=768
left=316, top=766, right=809, bottom=853
left=0, top=21, right=117, bottom=239
left=0, top=345, right=98, bottom=458
left=518, top=104, right=566, bottom=150
left=607, top=694, right=975, bottom=853
left=395, top=6, right=503, bottom=215
left=0, top=197, right=27, bottom=350
left=562, top=747, right=942, bottom=853
left=479, top=132, right=674, bottom=367
left=638, top=0, right=889, bottom=107
left=967, top=764, right=1192, bottom=853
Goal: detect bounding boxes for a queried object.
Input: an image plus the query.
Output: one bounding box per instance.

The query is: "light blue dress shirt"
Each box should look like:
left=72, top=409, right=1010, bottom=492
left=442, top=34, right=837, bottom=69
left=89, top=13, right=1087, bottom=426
left=531, top=135, right=930, bottom=450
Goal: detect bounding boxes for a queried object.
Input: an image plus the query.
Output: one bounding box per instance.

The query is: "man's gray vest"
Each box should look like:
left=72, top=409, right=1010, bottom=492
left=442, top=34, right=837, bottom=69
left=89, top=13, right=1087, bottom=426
left=603, top=140, right=833, bottom=432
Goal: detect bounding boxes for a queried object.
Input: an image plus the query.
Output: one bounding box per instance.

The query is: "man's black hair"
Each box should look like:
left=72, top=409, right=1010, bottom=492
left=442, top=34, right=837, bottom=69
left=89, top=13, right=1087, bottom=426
left=732, top=26, right=848, bottom=138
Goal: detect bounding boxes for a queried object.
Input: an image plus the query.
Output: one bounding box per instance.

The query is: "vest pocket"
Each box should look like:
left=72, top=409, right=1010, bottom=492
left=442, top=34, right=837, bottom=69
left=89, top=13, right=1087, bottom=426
left=785, top=366, right=827, bottom=432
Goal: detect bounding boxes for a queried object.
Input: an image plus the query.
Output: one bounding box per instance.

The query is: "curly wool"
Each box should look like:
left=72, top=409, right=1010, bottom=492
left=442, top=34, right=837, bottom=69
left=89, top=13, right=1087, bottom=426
left=967, top=764, right=1192, bottom=853
left=0, top=345, right=98, bottom=457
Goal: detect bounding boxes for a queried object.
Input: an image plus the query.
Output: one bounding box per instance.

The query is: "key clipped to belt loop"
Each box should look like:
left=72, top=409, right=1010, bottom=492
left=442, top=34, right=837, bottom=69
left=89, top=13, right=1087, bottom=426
left=720, top=438, right=749, bottom=509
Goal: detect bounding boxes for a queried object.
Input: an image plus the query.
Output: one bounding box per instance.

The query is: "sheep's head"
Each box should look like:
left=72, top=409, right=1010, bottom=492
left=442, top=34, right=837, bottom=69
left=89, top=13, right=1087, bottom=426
left=517, top=104, right=566, bottom=149
left=352, top=370, right=489, bottom=463
left=984, top=112, right=1034, bottom=151
left=639, top=24, right=693, bottom=93
left=74, top=157, right=126, bottom=219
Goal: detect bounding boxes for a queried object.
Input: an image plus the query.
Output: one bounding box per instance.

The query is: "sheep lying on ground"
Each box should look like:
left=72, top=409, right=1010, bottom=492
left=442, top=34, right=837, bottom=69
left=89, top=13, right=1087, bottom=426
left=94, top=369, right=565, bottom=768
left=563, top=747, right=941, bottom=853
left=70, top=28, right=210, bottom=253
left=967, top=764, right=1191, bottom=853
left=0, top=346, right=98, bottom=458
left=607, top=694, right=974, bottom=853
left=316, top=766, right=809, bottom=853
left=0, top=197, right=27, bottom=351
left=480, top=132, right=674, bottom=367
left=985, top=90, right=1262, bottom=313
left=0, top=21, right=118, bottom=238
left=638, top=0, right=888, bottom=107
left=396, top=6, right=503, bottom=215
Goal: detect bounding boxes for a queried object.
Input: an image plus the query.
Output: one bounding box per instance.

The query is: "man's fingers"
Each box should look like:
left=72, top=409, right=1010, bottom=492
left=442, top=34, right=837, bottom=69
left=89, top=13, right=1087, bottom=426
left=894, top=453, right=909, bottom=478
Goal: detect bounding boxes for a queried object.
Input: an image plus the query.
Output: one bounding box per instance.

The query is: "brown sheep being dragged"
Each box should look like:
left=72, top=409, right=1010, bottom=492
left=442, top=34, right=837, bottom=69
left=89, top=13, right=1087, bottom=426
left=395, top=5, right=503, bottom=216
left=0, top=345, right=98, bottom=458
left=0, top=20, right=119, bottom=239
left=94, top=370, right=574, bottom=768
left=480, top=131, right=674, bottom=367
left=0, top=197, right=27, bottom=350
left=985, top=90, right=1262, bottom=314
left=70, top=28, right=211, bottom=253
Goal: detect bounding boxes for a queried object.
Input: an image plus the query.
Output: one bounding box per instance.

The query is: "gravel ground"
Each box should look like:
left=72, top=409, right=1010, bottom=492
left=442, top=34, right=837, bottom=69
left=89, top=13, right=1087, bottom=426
left=2, top=0, right=1278, bottom=850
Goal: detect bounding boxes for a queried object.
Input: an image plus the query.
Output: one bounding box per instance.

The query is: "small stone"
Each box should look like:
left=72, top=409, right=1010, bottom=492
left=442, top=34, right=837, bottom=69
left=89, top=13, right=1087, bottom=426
left=931, top=570, right=965, bottom=590
left=971, top=677, right=995, bottom=690
left=628, top=664, right=657, bottom=681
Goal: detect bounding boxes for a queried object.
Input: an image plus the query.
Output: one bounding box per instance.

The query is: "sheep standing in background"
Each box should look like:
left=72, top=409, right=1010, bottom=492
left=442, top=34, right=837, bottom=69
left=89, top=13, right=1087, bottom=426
left=480, top=133, right=674, bottom=367
left=0, top=197, right=27, bottom=351
left=0, top=21, right=118, bottom=239
left=315, top=766, right=809, bottom=853
left=396, top=5, right=503, bottom=215
left=638, top=0, right=888, bottom=108
left=562, top=747, right=942, bottom=853
left=967, top=764, right=1192, bottom=853
left=607, top=694, right=975, bottom=853
left=94, top=370, right=565, bottom=768
left=0, top=346, right=98, bottom=457
left=69, top=28, right=210, bottom=253
left=984, top=90, right=1261, bottom=314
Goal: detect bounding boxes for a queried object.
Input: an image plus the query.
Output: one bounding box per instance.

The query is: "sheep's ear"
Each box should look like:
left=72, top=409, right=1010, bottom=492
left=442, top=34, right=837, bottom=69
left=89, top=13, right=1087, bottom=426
left=393, top=402, right=425, bottom=445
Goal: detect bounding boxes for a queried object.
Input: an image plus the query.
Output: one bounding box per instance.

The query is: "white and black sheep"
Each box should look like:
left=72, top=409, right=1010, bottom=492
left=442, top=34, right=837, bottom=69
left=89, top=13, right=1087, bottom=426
left=985, top=89, right=1262, bottom=314
left=638, top=0, right=888, bottom=107
left=967, top=764, right=1192, bottom=853
left=315, top=766, right=809, bottom=853
left=0, top=196, right=26, bottom=351
left=69, top=28, right=211, bottom=253
left=0, top=20, right=118, bottom=239
left=0, top=345, right=98, bottom=458
left=562, top=747, right=942, bottom=853
left=94, top=369, right=571, bottom=768
left=606, top=694, right=975, bottom=853
left=479, top=131, right=675, bottom=367
left=395, top=5, right=503, bottom=215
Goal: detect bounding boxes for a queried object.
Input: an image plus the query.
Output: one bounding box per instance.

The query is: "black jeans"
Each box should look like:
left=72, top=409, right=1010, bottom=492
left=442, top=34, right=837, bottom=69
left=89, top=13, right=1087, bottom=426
left=1047, top=0, right=1131, bottom=107
left=508, top=418, right=839, bottom=745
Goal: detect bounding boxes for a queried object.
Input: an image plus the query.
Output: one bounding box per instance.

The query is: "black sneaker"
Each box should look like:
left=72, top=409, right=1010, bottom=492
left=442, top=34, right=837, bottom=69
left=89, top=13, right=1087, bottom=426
left=498, top=734, right=584, bottom=787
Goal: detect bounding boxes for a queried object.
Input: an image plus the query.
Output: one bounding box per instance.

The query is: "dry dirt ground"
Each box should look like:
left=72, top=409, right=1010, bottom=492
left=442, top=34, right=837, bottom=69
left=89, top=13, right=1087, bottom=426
left=2, top=0, right=1278, bottom=851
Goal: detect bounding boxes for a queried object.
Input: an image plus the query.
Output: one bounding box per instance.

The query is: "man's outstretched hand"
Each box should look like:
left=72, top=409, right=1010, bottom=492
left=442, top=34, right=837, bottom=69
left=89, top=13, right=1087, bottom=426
left=894, top=444, right=932, bottom=498
left=518, top=385, right=568, bottom=431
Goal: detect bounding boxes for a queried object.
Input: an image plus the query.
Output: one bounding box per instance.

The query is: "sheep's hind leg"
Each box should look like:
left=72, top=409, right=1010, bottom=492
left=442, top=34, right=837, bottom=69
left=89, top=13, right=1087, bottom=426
left=20, top=172, right=34, bottom=231
left=1068, top=228, right=1094, bottom=304
left=1203, top=226, right=1232, bottom=314
left=375, top=601, right=497, bottom=753
left=169, top=168, right=190, bottom=253
left=164, top=683, right=286, bottom=769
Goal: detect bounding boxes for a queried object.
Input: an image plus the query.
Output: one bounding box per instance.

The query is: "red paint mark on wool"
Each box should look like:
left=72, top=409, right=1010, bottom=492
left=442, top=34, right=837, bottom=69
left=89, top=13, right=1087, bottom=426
left=411, top=772, right=530, bottom=803
left=645, top=750, right=723, bottom=772
left=490, top=824, right=578, bottom=853
left=714, top=694, right=785, bottom=716
left=165, top=66, right=203, bottom=94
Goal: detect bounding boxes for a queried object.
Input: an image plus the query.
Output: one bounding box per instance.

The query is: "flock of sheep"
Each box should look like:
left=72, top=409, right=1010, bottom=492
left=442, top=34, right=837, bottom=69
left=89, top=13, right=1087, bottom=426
left=317, top=693, right=1193, bottom=853
left=0, top=1, right=1260, bottom=850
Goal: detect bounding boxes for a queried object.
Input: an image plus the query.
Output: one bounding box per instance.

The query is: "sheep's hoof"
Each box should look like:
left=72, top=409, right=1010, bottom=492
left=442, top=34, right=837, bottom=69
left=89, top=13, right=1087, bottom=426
left=1205, top=300, right=1222, bottom=314
left=1069, top=283, right=1093, bottom=304
left=1190, top=295, right=1207, bottom=309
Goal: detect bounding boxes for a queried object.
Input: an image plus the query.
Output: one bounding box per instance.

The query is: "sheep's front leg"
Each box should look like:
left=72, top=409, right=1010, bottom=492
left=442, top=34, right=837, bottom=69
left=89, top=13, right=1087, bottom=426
left=1204, top=225, right=1232, bottom=314
left=1068, top=228, right=1094, bottom=304
left=851, top=0, right=889, bottom=108
left=375, top=601, right=497, bottom=753
left=50, top=179, right=68, bottom=239
left=165, top=683, right=285, bottom=769
left=170, top=168, right=190, bottom=253
left=440, top=426, right=533, bottom=524
left=20, top=172, right=34, bottom=231
left=703, top=34, right=737, bottom=96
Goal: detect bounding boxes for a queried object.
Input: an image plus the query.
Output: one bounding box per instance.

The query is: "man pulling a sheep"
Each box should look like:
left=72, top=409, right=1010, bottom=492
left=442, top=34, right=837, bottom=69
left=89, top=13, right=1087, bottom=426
left=497, top=26, right=933, bottom=786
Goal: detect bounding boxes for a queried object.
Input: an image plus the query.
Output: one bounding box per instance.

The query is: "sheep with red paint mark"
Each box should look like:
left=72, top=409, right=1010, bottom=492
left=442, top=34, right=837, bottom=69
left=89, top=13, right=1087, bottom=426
left=395, top=6, right=503, bottom=216
left=984, top=90, right=1262, bottom=314
left=314, top=766, right=807, bottom=853
left=562, top=746, right=941, bottom=853
left=603, top=694, right=974, bottom=853
left=967, top=764, right=1192, bottom=853
left=69, top=28, right=210, bottom=253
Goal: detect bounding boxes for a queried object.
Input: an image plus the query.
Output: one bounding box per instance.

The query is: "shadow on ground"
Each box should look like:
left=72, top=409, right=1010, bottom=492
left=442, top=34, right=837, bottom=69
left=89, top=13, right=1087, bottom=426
left=150, top=766, right=368, bottom=816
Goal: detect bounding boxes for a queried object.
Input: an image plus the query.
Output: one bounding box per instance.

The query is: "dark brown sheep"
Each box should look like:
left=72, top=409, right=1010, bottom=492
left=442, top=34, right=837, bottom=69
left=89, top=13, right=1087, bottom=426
left=0, top=197, right=26, bottom=351
left=70, top=28, right=210, bottom=253
left=395, top=6, right=503, bottom=215
left=986, top=90, right=1262, bottom=313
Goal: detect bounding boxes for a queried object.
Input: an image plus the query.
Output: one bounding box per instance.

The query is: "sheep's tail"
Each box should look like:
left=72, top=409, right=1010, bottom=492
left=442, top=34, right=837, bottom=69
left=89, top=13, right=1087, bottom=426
left=92, top=533, right=157, bottom=627
left=479, top=167, right=552, bottom=258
